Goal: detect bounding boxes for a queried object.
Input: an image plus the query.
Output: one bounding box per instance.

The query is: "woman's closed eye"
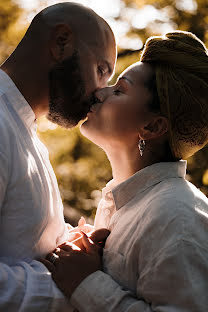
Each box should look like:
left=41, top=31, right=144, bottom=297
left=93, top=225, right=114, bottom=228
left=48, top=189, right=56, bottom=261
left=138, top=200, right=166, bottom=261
left=113, top=89, right=120, bottom=95
left=113, top=87, right=123, bottom=95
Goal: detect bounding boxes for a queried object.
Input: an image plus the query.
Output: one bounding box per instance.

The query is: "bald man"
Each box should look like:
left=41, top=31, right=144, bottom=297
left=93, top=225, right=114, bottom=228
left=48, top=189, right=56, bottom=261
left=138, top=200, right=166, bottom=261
left=0, top=2, right=116, bottom=311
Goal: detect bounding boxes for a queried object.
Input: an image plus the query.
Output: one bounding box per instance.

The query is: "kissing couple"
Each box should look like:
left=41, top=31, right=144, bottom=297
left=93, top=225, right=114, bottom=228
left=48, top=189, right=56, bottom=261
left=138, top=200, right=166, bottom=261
left=0, top=2, right=208, bottom=311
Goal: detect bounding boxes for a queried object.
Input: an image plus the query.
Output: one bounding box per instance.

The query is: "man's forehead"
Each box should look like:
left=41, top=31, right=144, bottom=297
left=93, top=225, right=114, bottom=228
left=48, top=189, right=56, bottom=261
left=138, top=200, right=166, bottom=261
left=93, top=35, right=116, bottom=73
left=78, top=14, right=116, bottom=71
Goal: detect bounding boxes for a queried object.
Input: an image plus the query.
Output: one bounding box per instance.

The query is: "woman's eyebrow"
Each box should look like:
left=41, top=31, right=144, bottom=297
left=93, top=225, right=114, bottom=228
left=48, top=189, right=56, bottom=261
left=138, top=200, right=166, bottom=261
left=118, top=76, right=134, bottom=85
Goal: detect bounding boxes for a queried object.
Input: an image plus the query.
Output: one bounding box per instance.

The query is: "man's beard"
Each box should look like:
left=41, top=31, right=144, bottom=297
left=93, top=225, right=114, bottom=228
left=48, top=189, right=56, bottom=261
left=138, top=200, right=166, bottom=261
left=47, top=51, right=94, bottom=128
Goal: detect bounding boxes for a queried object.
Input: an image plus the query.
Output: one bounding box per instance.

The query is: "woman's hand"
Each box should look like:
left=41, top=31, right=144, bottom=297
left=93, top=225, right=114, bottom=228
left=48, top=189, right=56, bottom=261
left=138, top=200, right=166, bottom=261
left=41, top=229, right=110, bottom=298
left=67, top=216, right=95, bottom=243
left=70, top=216, right=94, bottom=234
left=70, top=227, right=110, bottom=251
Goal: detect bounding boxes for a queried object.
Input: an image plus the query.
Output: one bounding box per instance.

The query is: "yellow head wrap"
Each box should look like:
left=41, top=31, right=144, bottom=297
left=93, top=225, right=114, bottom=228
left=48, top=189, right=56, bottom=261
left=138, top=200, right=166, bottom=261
left=140, top=31, right=208, bottom=159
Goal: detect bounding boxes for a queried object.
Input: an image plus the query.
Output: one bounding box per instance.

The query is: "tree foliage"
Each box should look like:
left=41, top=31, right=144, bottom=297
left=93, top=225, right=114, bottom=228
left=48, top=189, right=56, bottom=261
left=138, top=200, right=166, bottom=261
left=0, top=0, right=24, bottom=61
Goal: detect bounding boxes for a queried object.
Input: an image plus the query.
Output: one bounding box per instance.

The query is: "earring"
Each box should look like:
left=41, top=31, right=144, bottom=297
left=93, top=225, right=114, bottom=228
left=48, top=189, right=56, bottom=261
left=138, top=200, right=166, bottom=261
left=138, top=139, right=146, bottom=156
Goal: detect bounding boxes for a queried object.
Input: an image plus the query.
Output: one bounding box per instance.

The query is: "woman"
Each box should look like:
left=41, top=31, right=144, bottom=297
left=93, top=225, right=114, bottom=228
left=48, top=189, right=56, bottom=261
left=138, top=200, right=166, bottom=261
left=48, top=31, right=208, bottom=311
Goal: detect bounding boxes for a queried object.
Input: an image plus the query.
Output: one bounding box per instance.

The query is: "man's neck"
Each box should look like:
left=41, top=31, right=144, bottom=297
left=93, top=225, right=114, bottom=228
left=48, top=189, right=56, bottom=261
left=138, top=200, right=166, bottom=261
left=1, top=54, right=49, bottom=119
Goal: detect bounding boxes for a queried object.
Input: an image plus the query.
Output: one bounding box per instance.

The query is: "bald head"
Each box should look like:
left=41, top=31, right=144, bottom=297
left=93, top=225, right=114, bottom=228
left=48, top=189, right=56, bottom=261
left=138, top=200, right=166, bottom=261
left=25, top=2, right=115, bottom=50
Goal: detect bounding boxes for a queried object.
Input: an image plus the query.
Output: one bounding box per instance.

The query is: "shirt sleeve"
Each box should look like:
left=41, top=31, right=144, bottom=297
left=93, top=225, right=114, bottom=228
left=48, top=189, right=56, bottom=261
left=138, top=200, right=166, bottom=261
left=0, top=131, right=9, bottom=209
left=0, top=260, right=72, bottom=312
left=0, top=118, right=71, bottom=311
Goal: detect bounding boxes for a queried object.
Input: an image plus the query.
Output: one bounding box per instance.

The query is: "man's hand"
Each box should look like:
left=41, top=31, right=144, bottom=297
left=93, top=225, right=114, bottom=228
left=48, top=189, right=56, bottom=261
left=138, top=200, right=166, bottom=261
left=41, top=229, right=110, bottom=298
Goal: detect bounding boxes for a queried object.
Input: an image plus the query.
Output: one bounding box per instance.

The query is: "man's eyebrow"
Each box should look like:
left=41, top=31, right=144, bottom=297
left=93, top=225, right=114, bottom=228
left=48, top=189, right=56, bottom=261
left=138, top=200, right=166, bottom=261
left=118, top=76, right=134, bottom=85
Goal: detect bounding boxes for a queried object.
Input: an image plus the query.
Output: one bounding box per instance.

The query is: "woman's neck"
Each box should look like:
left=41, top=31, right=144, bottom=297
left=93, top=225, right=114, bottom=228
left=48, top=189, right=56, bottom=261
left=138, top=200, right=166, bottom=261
left=105, top=140, right=174, bottom=186
left=105, top=145, right=154, bottom=186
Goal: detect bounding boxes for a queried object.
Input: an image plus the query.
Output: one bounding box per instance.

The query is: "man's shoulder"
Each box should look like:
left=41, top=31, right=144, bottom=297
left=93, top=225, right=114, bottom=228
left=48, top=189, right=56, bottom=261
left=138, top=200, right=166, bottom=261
left=0, top=90, right=15, bottom=124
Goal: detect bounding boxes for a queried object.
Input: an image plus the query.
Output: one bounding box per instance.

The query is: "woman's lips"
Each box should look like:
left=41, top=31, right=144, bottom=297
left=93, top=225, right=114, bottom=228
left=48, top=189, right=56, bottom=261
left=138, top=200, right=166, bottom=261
left=89, top=103, right=100, bottom=114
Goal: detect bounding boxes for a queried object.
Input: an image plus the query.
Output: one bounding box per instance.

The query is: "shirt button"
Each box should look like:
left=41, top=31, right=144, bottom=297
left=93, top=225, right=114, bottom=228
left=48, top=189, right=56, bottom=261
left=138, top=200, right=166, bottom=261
left=105, top=209, right=111, bottom=216
left=105, top=191, right=113, bottom=201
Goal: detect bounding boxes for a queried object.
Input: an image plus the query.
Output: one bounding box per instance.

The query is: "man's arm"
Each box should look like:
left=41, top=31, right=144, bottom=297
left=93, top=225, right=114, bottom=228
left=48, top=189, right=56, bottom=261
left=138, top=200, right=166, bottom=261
left=0, top=128, right=69, bottom=312
left=0, top=260, right=70, bottom=312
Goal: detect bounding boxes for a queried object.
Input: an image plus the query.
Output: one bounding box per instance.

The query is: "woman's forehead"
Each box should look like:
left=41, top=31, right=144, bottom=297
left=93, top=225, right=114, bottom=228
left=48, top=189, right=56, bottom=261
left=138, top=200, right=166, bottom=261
left=121, top=62, right=153, bottom=84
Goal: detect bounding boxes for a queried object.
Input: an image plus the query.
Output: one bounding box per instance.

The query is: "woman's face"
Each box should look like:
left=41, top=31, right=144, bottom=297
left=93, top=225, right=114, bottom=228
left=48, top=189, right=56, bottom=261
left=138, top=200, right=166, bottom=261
left=80, top=61, right=155, bottom=149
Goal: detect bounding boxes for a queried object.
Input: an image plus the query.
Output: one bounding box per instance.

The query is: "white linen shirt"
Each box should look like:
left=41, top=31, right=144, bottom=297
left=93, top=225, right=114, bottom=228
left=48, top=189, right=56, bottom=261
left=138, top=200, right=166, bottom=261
left=0, top=69, right=70, bottom=311
left=71, top=161, right=208, bottom=311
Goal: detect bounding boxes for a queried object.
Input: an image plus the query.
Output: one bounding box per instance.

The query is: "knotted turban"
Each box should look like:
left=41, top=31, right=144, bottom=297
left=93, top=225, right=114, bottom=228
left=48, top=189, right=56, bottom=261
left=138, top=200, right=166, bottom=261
left=140, top=31, right=208, bottom=159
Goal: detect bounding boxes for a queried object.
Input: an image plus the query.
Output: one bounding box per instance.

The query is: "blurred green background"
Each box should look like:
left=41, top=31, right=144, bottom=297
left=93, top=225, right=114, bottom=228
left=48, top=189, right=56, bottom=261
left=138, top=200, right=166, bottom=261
left=1, top=0, right=208, bottom=225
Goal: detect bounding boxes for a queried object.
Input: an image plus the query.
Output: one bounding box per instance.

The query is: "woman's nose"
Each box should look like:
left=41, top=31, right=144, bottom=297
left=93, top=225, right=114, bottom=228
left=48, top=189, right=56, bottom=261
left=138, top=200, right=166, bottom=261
left=94, top=87, right=110, bottom=103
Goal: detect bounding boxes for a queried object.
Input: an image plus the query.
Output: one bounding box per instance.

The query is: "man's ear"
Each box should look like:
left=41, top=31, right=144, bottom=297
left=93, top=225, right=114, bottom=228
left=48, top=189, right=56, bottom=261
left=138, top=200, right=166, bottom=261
left=50, top=24, right=74, bottom=62
left=139, top=115, right=169, bottom=140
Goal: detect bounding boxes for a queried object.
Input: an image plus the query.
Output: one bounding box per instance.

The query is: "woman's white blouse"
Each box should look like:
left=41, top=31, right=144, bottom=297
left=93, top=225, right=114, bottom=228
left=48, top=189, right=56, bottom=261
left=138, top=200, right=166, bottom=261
left=0, top=69, right=70, bottom=311
left=71, top=160, right=208, bottom=312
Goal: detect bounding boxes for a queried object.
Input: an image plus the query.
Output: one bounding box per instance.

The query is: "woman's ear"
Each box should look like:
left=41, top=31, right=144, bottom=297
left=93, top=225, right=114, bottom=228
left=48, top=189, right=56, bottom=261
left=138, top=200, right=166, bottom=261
left=139, top=115, right=168, bottom=140
left=50, top=24, right=74, bottom=62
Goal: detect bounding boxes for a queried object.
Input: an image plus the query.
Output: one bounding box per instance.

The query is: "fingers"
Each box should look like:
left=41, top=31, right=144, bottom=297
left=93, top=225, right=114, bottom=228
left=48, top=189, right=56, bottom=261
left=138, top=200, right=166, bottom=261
left=81, top=231, right=102, bottom=255
left=69, top=226, right=78, bottom=233
left=58, top=243, right=73, bottom=252
left=39, top=258, right=56, bottom=273
left=70, top=237, right=86, bottom=251
left=81, top=231, right=93, bottom=253
left=67, top=223, right=73, bottom=231
left=90, top=228, right=110, bottom=244
left=78, top=218, right=94, bottom=234
left=54, top=248, right=69, bottom=256
left=56, top=242, right=81, bottom=254
left=68, top=231, right=82, bottom=242
left=78, top=216, right=86, bottom=227
left=46, top=252, right=59, bottom=262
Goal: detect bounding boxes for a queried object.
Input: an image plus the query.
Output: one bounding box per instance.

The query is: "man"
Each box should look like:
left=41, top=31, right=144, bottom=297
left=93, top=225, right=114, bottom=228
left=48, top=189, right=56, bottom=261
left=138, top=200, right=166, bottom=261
left=0, top=2, right=116, bottom=311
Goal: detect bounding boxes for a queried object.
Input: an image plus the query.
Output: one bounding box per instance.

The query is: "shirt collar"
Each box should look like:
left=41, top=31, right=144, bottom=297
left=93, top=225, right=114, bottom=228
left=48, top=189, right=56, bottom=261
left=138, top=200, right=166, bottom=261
left=0, top=69, right=36, bottom=130
left=103, top=161, right=187, bottom=210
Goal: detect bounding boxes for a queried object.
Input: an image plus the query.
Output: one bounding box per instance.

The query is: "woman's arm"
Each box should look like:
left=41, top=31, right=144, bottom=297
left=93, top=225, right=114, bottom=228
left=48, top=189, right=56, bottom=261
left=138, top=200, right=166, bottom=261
left=70, top=239, right=207, bottom=312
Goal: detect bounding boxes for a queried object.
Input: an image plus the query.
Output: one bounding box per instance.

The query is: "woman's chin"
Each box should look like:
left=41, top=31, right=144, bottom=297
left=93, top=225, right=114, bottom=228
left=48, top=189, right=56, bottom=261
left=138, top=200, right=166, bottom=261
left=80, top=117, right=89, bottom=130
left=80, top=118, right=93, bottom=138
left=80, top=122, right=104, bottom=147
